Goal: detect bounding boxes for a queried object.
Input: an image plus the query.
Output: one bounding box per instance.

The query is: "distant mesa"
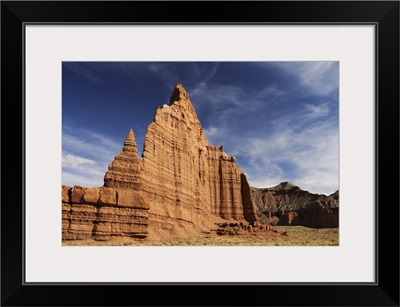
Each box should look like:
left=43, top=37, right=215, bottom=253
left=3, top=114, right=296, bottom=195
left=62, top=83, right=259, bottom=242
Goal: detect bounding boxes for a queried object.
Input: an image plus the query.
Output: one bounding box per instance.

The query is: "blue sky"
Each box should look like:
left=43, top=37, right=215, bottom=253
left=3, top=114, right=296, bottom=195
left=62, top=62, right=339, bottom=195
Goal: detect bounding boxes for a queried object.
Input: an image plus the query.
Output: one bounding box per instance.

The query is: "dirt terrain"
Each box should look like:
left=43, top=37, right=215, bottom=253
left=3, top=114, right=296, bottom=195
left=63, top=226, right=339, bottom=246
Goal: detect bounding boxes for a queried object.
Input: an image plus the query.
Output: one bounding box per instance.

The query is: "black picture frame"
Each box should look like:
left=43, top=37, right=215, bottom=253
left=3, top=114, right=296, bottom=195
left=1, top=1, right=399, bottom=306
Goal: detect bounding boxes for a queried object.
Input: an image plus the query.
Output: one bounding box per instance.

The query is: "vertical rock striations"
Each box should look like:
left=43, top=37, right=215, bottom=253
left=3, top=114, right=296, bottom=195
left=138, top=84, right=257, bottom=238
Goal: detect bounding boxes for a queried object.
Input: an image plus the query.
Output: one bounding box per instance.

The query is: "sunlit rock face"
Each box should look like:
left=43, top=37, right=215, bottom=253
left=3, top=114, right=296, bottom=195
left=104, top=129, right=141, bottom=190
left=62, top=185, right=149, bottom=240
left=62, top=84, right=258, bottom=241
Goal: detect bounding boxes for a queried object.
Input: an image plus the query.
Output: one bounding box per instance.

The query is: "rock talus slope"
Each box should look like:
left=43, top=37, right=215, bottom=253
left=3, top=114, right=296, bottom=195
left=62, top=84, right=258, bottom=241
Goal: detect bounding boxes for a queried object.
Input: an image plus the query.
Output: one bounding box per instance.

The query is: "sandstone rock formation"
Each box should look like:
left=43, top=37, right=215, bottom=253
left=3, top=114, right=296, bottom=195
left=62, top=84, right=258, bottom=241
left=62, top=185, right=149, bottom=240
left=252, top=182, right=339, bottom=228
left=103, top=129, right=141, bottom=190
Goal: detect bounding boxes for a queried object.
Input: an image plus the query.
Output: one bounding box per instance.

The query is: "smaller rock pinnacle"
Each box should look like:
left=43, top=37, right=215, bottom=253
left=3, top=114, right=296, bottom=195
left=124, top=128, right=135, bottom=144
left=122, top=129, right=138, bottom=154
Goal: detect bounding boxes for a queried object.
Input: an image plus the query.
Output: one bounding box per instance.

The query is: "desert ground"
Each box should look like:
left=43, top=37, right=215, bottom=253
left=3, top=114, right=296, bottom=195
left=63, top=226, right=339, bottom=246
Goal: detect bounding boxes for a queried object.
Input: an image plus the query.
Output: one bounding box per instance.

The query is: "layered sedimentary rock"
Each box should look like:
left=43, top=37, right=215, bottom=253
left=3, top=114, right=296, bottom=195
left=252, top=182, right=339, bottom=228
left=62, top=185, right=149, bottom=240
left=104, top=129, right=141, bottom=190
left=62, top=84, right=258, bottom=241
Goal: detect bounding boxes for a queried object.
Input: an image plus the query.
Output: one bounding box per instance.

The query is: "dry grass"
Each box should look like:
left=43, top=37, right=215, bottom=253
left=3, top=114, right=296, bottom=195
left=63, top=226, right=339, bottom=246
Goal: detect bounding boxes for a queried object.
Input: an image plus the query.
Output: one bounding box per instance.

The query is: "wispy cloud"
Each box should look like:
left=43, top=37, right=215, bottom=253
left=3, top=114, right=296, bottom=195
left=298, top=62, right=338, bottom=96
left=229, top=119, right=338, bottom=194
left=63, top=125, right=121, bottom=159
left=190, top=82, right=284, bottom=126
left=275, top=62, right=339, bottom=97
left=62, top=126, right=123, bottom=187
left=194, top=63, right=220, bottom=84
left=62, top=170, right=106, bottom=188
left=190, top=83, right=244, bottom=107
left=62, top=153, right=96, bottom=169
left=201, top=97, right=338, bottom=194
left=303, top=102, right=330, bottom=118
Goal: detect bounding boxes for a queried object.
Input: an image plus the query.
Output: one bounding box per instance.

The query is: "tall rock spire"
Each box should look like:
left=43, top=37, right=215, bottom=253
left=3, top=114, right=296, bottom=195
left=140, top=83, right=258, bottom=225
left=103, top=129, right=141, bottom=190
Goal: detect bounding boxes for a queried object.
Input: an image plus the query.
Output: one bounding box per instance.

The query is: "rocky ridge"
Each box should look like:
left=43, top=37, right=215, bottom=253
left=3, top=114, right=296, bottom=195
left=252, top=182, right=339, bottom=228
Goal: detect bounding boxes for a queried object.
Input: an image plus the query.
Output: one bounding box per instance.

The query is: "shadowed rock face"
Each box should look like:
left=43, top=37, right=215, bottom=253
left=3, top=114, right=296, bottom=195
left=252, top=182, right=339, bottom=228
left=252, top=182, right=338, bottom=212
left=278, top=202, right=339, bottom=228
left=62, top=84, right=258, bottom=241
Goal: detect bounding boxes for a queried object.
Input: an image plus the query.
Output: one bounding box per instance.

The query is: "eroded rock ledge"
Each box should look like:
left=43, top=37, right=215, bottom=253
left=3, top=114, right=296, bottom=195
left=62, top=185, right=149, bottom=240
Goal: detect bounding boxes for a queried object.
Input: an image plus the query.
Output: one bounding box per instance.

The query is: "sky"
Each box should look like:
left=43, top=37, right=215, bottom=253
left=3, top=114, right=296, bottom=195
left=62, top=62, right=339, bottom=195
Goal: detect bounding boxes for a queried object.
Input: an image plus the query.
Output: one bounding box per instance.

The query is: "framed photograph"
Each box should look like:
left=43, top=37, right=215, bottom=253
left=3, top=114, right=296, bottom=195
left=1, top=1, right=399, bottom=306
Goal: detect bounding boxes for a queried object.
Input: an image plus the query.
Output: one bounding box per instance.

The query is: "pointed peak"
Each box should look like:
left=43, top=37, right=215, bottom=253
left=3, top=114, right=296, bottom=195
left=167, top=83, right=198, bottom=120
left=125, top=129, right=135, bottom=142
left=124, top=129, right=135, bottom=145
left=276, top=182, right=297, bottom=189
left=104, top=128, right=140, bottom=189
left=123, top=129, right=137, bottom=152
left=169, top=83, right=190, bottom=105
